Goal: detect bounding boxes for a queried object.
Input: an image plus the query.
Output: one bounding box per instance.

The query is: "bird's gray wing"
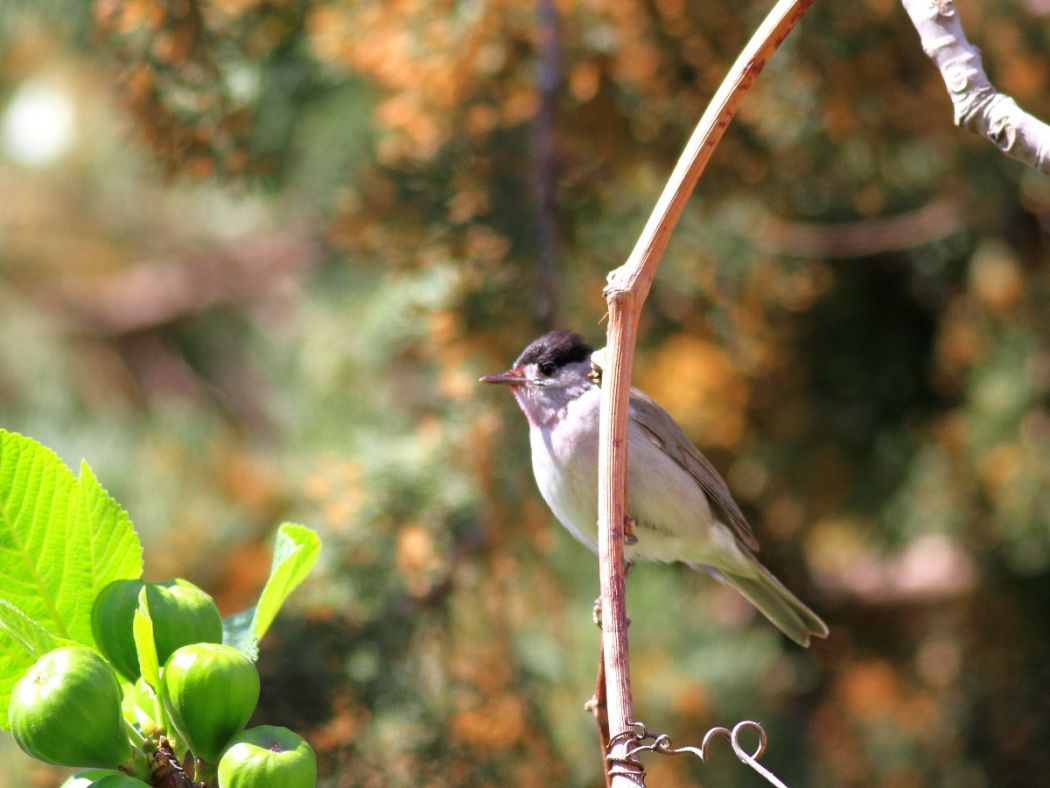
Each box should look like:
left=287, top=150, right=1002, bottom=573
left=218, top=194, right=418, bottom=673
left=628, top=387, right=760, bottom=551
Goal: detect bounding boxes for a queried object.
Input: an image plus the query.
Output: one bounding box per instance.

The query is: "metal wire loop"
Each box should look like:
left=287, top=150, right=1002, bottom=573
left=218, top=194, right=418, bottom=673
left=605, top=722, right=651, bottom=780
left=606, top=719, right=789, bottom=788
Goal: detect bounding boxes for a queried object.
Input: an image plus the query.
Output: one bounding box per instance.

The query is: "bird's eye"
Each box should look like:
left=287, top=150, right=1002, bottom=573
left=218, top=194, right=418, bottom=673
left=538, top=361, right=557, bottom=377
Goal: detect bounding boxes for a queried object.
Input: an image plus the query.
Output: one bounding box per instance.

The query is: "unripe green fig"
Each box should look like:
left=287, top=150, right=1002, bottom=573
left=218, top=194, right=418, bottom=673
left=61, top=771, right=149, bottom=787
left=218, top=726, right=317, bottom=788
left=160, top=643, right=260, bottom=762
left=150, top=580, right=224, bottom=666
left=10, top=646, right=131, bottom=769
left=92, top=578, right=223, bottom=681
left=91, top=580, right=143, bottom=681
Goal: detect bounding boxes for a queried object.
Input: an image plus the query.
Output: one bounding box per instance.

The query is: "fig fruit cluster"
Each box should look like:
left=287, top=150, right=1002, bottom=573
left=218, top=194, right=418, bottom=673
left=92, top=578, right=224, bottom=683
left=9, top=578, right=316, bottom=787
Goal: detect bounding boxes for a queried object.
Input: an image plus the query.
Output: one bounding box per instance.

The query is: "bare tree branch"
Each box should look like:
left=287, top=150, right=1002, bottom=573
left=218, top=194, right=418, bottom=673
left=37, top=234, right=322, bottom=336
left=596, top=2, right=815, bottom=785
left=758, top=195, right=965, bottom=258
left=902, top=0, right=1050, bottom=174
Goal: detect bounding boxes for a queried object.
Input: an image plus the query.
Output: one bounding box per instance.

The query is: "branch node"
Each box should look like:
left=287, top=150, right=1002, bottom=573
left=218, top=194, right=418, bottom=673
left=945, top=63, right=969, bottom=94
left=603, top=275, right=631, bottom=301
left=933, top=0, right=956, bottom=18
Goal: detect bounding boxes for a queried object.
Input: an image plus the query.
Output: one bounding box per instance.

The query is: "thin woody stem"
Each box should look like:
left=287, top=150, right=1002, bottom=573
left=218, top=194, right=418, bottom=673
left=587, top=637, right=612, bottom=788
left=595, top=2, right=815, bottom=785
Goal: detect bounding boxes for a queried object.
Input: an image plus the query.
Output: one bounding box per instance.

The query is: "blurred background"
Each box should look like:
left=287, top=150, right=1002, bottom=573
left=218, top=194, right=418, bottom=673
left=2, top=0, right=1050, bottom=785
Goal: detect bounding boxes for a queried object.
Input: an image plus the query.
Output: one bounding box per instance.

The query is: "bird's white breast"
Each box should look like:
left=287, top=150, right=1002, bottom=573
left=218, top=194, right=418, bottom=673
left=529, top=386, right=602, bottom=552
left=529, top=387, right=723, bottom=565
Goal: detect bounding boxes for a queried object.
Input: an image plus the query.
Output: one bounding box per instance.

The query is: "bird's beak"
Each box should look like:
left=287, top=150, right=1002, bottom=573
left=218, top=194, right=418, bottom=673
left=479, top=367, right=527, bottom=386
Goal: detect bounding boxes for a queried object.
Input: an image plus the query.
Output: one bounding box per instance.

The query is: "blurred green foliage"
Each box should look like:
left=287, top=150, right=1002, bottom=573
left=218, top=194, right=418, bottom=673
left=2, top=0, right=1050, bottom=785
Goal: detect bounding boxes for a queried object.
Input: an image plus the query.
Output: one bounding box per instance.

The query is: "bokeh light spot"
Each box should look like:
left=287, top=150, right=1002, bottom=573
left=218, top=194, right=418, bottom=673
left=1, top=78, right=76, bottom=167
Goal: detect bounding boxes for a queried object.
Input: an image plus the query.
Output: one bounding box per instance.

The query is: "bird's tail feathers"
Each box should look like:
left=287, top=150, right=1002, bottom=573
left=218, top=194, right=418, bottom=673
left=716, top=559, right=829, bottom=647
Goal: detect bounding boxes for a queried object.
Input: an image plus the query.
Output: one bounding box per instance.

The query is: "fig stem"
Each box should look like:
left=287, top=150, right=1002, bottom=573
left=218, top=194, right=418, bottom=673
left=195, top=759, right=218, bottom=784
left=123, top=718, right=148, bottom=750
left=153, top=689, right=169, bottom=735
left=121, top=739, right=153, bottom=782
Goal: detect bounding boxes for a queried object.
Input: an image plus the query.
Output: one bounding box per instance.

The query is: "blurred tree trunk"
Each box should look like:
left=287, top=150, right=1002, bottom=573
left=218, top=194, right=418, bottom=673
left=532, top=0, right=561, bottom=328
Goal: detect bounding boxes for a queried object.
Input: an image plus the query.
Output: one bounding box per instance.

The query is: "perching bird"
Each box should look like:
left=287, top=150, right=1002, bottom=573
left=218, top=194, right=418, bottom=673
left=481, top=329, right=828, bottom=646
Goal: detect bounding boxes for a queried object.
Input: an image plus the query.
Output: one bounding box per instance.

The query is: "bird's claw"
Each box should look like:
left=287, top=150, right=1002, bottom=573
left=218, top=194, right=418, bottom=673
left=592, top=597, right=630, bottom=629
left=624, top=516, right=638, bottom=545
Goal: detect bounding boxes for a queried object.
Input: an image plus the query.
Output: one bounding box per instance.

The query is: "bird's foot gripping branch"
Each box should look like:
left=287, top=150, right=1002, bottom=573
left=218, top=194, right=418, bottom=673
left=0, top=430, right=321, bottom=788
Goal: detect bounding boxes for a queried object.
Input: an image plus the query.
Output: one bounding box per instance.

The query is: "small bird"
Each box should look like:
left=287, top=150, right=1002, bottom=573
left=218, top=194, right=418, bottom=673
left=481, top=329, right=828, bottom=647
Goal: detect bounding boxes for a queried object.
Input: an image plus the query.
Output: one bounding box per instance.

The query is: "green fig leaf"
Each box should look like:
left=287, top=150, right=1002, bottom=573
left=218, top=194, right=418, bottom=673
left=0, top=431, right=142, bottom=727
left=0, top=431, right=83, bottom=641
left=75, top=462, right=144, bottom=614
left=221, top=608, right=259, bottom=662
left=133, top=588, right=160, bottom=692
left=253, top=524, right=321, bottom=640
left=0, top=597, right=60, bottom=660
left=223, top=524, right=320, bottom=660
left=0, top=432, right=142, bottom=643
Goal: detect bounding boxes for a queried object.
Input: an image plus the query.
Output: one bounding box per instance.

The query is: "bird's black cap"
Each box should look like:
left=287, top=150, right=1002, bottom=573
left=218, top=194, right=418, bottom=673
left=514, top=330, right=593, bottom=370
